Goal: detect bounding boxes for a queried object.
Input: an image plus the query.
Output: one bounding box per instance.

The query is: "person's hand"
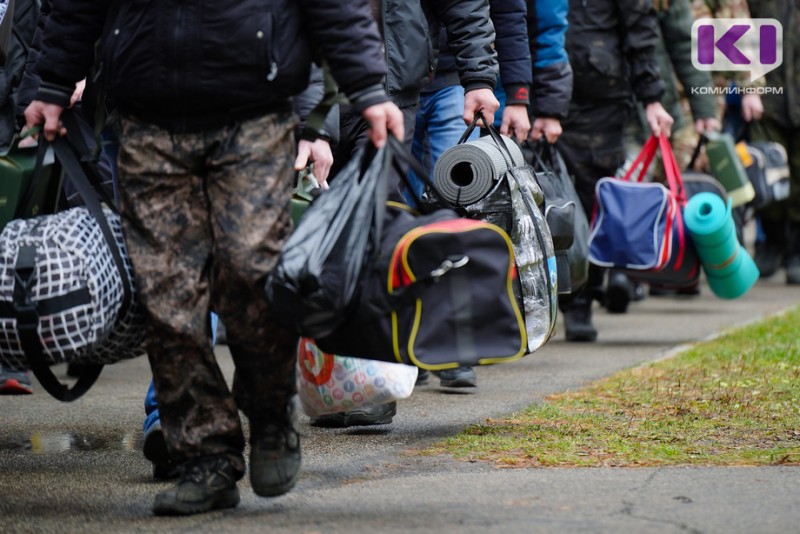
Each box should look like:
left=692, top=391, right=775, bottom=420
left=70, top=79, right=87, bottom=108
left=645, top=101, right=674, bottom=137
left=530, top=117, right=563, bottom=144
left=499, top=104, right=530, bottom=142
left=24, top=100, right=65, bottom=141
left=741, top=93, right=764, bottom=122
left=463, top=88, right=499, bottom=128
left=694, top=117, right=721, bottom=134
left=294, top=138, right=333, bottom=186
left=361, top=101, right=404, bottom=148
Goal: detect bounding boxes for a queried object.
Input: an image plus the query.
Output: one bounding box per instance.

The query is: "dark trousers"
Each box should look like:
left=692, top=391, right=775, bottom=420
left=556, top=102, right=629, bottom=304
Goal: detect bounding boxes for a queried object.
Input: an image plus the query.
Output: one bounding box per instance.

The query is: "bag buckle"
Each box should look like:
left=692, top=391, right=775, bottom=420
left=430, top=255, right=469, bottom=281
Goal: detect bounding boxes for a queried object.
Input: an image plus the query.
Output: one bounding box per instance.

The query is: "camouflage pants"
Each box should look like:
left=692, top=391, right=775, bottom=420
left=114, top=111, right=300, bottom=474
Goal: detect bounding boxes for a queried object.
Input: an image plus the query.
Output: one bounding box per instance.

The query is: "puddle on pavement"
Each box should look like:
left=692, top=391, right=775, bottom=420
left=0, top=432, right=139, bottom=453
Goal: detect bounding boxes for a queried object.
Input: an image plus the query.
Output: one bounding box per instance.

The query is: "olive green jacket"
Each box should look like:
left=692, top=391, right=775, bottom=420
left=655, top=0, right=718, bottom=128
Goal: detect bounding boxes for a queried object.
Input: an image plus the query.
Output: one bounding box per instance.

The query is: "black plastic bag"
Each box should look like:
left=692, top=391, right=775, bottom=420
left=266, top=142, right=390, bottom=339
left=523, top=141, right=589, bottom=294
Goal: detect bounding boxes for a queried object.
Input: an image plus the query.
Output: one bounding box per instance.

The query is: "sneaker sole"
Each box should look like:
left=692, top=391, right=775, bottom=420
left=565, top=331, right=598, bottom=342
left=0, top=379, right=33, bottom=395
left=310, top=407, right=396, bottom=428
left=152, top=488, right=240, bottom=516
left=439, top=377, right=477, bottom=388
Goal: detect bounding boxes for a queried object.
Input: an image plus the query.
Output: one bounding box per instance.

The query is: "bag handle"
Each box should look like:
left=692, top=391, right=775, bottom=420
left=623, top=134, right=686, bottom=203
left=458, top=111, right=517, bottom=171
left=657, top=134, right=687, bottom=204
left=621, top=135, right=660, bottom=183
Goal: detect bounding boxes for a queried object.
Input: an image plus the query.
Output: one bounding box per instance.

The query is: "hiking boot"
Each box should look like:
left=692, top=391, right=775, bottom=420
left=754, top=241, right=784, bottom=278
left=434, top=366, right=477, bottom=388
left=563, top=296, right=597, bottom=342
left=152, top=455, right=240, bottom=516
left=0, top=366, right=33, bottom=395
left=142, top=422, right=179, bottom=480
left=310, top=401, right=397, bottom=428
left=249, top=402, right=302, bottom=497
left=605, top=272, right=634, bottom=314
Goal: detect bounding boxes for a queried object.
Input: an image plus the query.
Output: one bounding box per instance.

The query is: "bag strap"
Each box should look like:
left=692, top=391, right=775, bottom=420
left=13, top=244, right=103, bottom=402
left=657, top=134, right=687, bottom=204
left=621, top=135, right=660, bottom=183
left=458, top=111, right=517, bottom=171
left=687, top=134, right=707, bottom=171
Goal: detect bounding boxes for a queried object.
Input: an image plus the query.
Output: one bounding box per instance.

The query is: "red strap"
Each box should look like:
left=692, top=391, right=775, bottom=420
left=622, top=135, right=659, bottom=182
left=657, top=134, right=687, bottom=205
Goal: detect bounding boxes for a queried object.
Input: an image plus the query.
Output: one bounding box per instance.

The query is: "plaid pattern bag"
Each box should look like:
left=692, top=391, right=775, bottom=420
left=0, top=127, right=145, bottom=401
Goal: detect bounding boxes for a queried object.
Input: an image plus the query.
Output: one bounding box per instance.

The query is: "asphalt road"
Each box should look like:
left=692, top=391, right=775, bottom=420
left=1, top=274, right=799, bottom=533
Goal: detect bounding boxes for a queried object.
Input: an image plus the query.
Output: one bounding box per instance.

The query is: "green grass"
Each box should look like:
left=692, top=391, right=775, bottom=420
left=423, top=307, right=800, bottom=467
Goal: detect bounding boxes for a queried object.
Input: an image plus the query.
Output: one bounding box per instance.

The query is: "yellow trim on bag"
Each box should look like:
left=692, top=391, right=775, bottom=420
left=387, top=221, right=527, bottom=370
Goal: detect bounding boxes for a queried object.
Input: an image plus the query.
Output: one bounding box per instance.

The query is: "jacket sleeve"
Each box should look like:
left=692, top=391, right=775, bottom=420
left=300, top=0, right=388, bottom=113
left=658, top=0, right=716, bottom=120
left=293, top=63, right=340, bottom=144
left=33, top=0, right=108, bottom=107
left=490, top=0, right=532, bottom=106
left=16, top=0, right=48, bottom=119
left=436, top=0, right=499, bottom=92
left=617, top=0, right=665, bottom=105
left=527, top=0, right=572, bottom=119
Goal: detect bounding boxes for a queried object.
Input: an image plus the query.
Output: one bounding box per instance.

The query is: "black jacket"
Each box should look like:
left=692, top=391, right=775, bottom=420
left=0, top=0, right=39, bottom=154
left=565, top=0, right=664, bottom=105
left=378, top=0, right=498, bottom=107
left=33, top=0, right=389, bottom=132
left=427, top=0, right=531, bottom=105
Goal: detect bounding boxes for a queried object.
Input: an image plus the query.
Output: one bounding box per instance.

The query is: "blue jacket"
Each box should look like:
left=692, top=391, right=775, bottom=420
left=426, top=0, right=572, bottom=119
left=527, top=0, right=573, bottom=119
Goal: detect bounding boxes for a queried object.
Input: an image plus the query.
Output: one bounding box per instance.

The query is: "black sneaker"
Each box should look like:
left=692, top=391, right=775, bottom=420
left=434, top=366, right=477, bottom=388
left=142, top=422, right=179, bottom=480
left=249, top=402, right=302, bottom=497
left=564, top=298, right=597, bottom=342
left=152, top=455, right=240, bottom=516
left=309, top=401, right=397, bottom=428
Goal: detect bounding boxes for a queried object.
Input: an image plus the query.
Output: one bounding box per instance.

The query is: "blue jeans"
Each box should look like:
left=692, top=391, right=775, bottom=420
left=405, top=85, right=478, bottom=206
left=144, top=312, right=219, bottom=434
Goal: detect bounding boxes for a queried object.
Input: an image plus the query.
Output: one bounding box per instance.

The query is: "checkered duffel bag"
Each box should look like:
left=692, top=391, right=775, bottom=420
left=0, top=131, right=146, bottom=401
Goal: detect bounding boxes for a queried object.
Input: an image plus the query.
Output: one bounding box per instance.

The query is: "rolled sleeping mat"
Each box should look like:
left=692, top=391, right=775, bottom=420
left=684, top=192, right=760, bottom=299
left=433, top=134, right=525, bottom=206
